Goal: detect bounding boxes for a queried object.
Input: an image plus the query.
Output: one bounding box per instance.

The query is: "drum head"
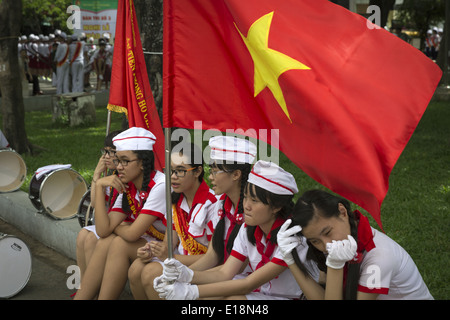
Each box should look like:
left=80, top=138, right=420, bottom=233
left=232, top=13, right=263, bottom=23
left=40, top=169, right=88, bottom=219
left=0, top=150, right=27, bottom=192
left=0, top=235, right=32, bottom=298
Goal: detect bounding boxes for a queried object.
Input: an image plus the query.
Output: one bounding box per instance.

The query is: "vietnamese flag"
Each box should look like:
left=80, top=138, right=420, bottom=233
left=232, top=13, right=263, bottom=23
left=163, top=0, right=442, bottom=228
left=108, top=0, right=164, bottom=170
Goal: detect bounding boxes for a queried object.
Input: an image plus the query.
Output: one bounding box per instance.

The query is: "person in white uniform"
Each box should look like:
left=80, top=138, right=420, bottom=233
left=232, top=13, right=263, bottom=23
left=128, top=141, right=218, bottom=300
left=277, top=189, right=434, bottom=300
left=68, top=34, right=84, bottom=93
left=75, top=130, right=122, bottom=280
left=54, top=32, right=70, bottom=94
left=154, top=161, right=319, bottom=300
left=74, top=127, right=166, bottom=300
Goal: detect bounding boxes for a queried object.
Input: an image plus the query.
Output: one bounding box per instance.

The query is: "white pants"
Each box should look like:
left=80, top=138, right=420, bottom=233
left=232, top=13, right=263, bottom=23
left=56, top=63, right=70, bottom=94
left=71, top=61, right=84, bottom=93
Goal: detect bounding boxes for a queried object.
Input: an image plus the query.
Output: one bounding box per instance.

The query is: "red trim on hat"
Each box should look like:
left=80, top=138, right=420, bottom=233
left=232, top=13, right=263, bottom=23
left=113, top=135, right=156, bottom=142
left=211, top=147, right=255, bottom=157
left=250, top=169, right=294, bottom=194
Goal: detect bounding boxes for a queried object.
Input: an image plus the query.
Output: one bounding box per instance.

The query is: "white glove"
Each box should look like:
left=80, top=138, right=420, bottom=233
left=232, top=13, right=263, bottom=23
left=277, top=219, right=303, bottom=265
left=153, top=274, right=168, bottom=292
left=156, top=280, right=199, bottom=300
left=163, top=258, right=194, bottom=283
left=325, top=235, right=358, bottom=269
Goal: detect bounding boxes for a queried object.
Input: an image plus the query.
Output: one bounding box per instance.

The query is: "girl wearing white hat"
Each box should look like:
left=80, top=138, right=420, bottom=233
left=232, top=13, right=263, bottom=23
left=128, top=142, right=218, bottom=299
left=186, top=136, right=256, bottom=270
left=154, top=161, right=319, bottom=300
left=277, top=190, right=433, bottom=300
left=74, top=127, right=166, bottom=300
left=75, top=130, right=122, bottom=280
left=132, top=136, right=256, bottom=299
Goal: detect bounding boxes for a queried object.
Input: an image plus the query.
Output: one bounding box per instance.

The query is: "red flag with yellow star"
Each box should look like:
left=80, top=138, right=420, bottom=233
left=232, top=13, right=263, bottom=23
left=163, top=0, right=442, bottom=228
left=108, top=0, right=164, bottom=170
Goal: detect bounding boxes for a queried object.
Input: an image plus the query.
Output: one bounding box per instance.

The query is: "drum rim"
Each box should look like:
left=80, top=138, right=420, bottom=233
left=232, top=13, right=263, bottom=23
left=77, top=188, right=95, bottom=228
left=0, top=149, right=27, bottom=193
left=0, top=234, right=32, bottom=299
left=29, top=167, right=89, bottom=220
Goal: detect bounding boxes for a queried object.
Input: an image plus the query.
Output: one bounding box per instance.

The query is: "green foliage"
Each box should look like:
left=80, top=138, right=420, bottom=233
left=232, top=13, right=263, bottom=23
left=396, top=0, right=445, bottom=42
left=21, top=0, right=73, bottom=35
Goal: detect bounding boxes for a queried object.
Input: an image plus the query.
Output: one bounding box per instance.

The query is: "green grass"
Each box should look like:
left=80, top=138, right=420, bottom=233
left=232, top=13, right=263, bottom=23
left=16, top=107, right=126, bottom=190
left=2, top=100, right=449, bottom=299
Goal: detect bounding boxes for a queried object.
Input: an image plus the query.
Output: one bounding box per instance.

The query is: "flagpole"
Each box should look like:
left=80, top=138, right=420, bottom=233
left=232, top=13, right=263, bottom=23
left=106, top=110, right=112, bottom=136
left=164, top=127, right=173, bottom=259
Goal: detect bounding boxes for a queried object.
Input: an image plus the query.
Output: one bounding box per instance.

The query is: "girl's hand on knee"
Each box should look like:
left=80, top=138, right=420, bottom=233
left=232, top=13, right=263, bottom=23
left=137, top=243, right=153, bottom=263
left=149, top=241, right=168, bottom=261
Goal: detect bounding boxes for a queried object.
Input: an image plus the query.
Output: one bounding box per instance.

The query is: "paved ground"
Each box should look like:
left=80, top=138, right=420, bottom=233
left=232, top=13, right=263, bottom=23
left=0, top=218, right=133, bottom=300
left=0, top=218, right=77, bottom=300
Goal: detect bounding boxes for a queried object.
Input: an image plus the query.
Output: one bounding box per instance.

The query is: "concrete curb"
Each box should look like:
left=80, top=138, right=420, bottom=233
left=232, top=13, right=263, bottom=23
left=0, top=190, right=79, bottom=261
left=0, top=88, right=110, bottom=112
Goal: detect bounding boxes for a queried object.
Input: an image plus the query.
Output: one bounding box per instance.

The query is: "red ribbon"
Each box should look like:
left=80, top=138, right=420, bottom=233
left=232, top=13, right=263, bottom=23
left=254, top=217, right=285, bottom=270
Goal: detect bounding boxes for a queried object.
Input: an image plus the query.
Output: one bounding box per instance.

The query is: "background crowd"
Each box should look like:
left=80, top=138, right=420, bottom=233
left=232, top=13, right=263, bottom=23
left=17, top=31, right=114, bottom=96
left=424, top=27, right=443, bottom=61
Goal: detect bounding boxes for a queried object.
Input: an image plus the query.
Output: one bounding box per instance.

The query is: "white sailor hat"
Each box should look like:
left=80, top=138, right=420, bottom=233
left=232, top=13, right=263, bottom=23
left=248, top=160, right=298, bottom=195
left=209, top=136, right=256, bottom=164
left=112, top=127, right=156, bottom=151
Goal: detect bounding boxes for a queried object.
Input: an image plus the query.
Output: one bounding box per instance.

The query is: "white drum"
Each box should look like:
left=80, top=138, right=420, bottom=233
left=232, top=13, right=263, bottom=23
left=0, top=148, right=27, bottom=192
left=0, top=233, right=32, bottom=298
left=28, top=168, right=89, bottom=219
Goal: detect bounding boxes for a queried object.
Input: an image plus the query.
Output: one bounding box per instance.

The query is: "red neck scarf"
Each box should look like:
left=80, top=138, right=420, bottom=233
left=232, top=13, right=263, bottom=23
left=218, top=194, right=244, bottom=260
left=177, top=180, right=210, bottom=222
left=254, top=217, right=285, bottom=270
left=342, top=211, right=376, bottom=294
left=218, top=195, right=244, bottom=240
left=126, top=170, right=157, bottom=217
left=351, top=210, right=376, bottom=263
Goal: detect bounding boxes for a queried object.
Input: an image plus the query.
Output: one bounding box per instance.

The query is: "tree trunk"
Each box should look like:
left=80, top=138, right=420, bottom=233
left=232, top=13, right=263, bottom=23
left=0, top=0, right=30, bottom=154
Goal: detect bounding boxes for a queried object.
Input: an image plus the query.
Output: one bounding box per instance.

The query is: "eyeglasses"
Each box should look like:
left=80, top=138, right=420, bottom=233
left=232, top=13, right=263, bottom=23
left=112, top=158, right=140, bottom=167
left=166, top=167, right=197, bottom=178
left=209, top=169, right=225, bottom=177
left=101, top=148, right=116, bottom=157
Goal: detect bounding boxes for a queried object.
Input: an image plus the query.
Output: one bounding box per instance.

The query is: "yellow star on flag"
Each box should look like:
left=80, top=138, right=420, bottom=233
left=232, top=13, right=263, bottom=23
left=235, top=11, right=310, bottom=123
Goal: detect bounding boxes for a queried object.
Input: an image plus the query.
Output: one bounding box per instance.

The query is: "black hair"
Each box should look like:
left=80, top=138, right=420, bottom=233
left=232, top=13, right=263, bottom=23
left=121, top=150, right=155, bottom=214
left=104, top=130, right=122, bottom=208
left=290, top=189, right=359, bottom=300
left=104, top=130, right=123, bottom=148
left=245, top=183, right=294, bottom=245
left=170, top=141, right=204, bottom=205
left=210, top=162, right=252, bottom=263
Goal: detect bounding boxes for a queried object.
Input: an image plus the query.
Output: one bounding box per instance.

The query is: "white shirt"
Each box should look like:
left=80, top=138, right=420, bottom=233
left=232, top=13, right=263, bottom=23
left=231, top=224, right=319, bottom=299
left=173, top=182, right=218, bottom=255
left=358, top=228, right=434, bottom=300
left=54, top=43, right=69, bottom=65
left=111, top=170, right=166, bottom=235
left=69, top=42, right=84, bottom=63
